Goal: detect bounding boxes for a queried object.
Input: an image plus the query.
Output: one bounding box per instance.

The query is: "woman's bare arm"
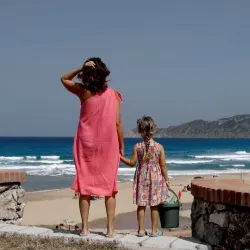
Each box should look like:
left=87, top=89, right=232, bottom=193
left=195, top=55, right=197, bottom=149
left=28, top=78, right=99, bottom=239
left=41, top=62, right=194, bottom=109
left=159, top=144, right=170, bottom=186
left=115, top=91, right=124, bottom=155
left=120, top=145, right=137, bottom=167
left=60, top=67, right=84, bottom=96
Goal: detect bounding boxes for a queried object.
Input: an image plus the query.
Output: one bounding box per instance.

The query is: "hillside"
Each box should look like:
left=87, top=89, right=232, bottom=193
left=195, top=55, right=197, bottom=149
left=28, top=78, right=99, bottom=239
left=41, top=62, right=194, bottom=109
left=124, top=114, right=250, bottom=138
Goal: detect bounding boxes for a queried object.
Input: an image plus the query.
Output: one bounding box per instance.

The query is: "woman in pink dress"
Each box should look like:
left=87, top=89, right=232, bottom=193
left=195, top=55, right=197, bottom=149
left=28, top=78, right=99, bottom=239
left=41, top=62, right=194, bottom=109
left=61, top=57, right=124, bottom=237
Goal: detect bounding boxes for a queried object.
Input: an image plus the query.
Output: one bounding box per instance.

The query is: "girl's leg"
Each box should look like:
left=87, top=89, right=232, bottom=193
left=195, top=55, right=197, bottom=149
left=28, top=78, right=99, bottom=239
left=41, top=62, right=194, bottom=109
left=79, top=195, right=91, bottom=234
left=137, top=206, right=146, bottom=234
left=105, top=194, right=116, bottom=236
left=150, top=205, right=159, bottom=235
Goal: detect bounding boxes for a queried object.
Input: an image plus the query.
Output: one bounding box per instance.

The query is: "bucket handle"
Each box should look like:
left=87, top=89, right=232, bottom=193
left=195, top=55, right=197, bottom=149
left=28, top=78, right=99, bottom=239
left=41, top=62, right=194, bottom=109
left=168, top=188, right=180, bottom=205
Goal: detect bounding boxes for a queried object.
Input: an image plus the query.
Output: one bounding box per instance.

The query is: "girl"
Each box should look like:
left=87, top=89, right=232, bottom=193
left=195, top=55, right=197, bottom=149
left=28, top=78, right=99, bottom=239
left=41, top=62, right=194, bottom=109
left=120, top=116, right=170, bottom=237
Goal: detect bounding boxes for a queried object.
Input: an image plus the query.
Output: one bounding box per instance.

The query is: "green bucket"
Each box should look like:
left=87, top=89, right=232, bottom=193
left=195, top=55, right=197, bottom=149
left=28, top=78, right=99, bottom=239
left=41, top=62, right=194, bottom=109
left=159, top=188, right=180, bottom=228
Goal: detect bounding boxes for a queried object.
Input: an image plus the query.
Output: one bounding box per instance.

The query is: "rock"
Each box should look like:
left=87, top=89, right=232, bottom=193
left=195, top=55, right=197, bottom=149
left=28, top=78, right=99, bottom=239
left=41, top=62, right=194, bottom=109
left=204, top=223, right=225, bottom=246
left=16, top=188, right=25, bottom=204
left=0, top=184, right=26, bottom=223
left=214, top=204, right=226, bottom=211
left=192, top=198, right=250, bottom=249
left=16, top=203, right=26, bottom=218
left=0, top=209, right=19, bottom=220
left=12, top=190, right=18, bottom=202
left=0, top=185, right=10, bottom=193
left=195, top=217, right=205, bottom=240
left=209, top=212, right=229, bottom=228
left=191, top=199, right=206, bottom=220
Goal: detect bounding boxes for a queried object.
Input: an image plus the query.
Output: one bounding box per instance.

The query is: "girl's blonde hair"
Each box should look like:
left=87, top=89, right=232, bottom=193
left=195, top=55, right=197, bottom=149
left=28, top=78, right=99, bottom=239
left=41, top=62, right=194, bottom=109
left=137, top=116, right=157, bottom=160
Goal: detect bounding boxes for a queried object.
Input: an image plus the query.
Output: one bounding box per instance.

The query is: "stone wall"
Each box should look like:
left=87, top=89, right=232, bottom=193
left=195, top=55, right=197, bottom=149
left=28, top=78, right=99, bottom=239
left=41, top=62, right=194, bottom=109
left=191, top=178, right=250, bottom=250
left=0, top=170, right=26, bottom=224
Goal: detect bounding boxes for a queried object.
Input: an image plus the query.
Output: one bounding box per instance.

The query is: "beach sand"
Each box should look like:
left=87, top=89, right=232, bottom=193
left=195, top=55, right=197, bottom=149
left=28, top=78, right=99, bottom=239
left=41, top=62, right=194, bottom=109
left=22, top=173, right=250, bottom=228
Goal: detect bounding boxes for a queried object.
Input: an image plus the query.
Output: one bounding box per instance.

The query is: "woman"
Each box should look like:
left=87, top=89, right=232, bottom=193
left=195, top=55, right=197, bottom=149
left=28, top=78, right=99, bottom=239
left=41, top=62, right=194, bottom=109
left=61, top=57, right=124, bottom=237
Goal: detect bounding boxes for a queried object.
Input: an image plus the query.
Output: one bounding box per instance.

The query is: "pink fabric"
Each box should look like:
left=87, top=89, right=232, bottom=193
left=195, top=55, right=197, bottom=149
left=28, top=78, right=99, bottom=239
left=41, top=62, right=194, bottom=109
left=72, top=88, right=121, bottom=196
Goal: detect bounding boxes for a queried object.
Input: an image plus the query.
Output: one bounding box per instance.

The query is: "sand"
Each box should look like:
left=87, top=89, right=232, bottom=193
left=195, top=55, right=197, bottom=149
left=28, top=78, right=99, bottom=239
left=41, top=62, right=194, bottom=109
left=22, top=173, right=250, bottom=227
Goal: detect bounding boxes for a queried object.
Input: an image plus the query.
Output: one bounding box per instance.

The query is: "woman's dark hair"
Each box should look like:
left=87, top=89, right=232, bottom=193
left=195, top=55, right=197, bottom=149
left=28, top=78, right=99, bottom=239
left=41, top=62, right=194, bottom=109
left=77, top=57, right=110, bottom=95
left=137, top=116, right=157, bottom=161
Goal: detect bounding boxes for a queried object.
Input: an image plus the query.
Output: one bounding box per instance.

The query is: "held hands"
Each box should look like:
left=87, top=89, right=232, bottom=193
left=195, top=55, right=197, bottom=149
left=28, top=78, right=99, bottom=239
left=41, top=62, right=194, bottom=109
left=165, top=179, right=170, bottom=187
left=119, top=148, right=124, bottom=156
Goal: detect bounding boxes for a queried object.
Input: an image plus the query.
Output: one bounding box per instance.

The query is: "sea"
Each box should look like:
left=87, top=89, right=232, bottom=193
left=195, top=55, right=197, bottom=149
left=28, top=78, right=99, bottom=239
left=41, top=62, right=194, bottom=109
left=1, top=137, right=250, bottom=192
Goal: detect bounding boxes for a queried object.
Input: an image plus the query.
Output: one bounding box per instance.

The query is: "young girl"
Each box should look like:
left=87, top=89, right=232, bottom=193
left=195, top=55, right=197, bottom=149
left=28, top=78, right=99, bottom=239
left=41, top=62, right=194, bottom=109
left=120, top=116, right=170, bottom=237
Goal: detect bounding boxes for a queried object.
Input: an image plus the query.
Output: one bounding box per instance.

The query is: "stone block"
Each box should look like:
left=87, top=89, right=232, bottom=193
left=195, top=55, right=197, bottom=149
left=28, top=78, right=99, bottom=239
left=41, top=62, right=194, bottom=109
left=18, top=226, right=53, bottom=236
left=91, top=233, right=124, bottom=243
left=142, top=236, right=176, bottom=249
left=170, top=237, right=212, bottom=250
left=0, top=224, right=28, bottom=234
left=0, top=223, right=11, bottom=229
left=119, top=234, right=148, bottom=248
left=209, top=212, right=228, bottom=228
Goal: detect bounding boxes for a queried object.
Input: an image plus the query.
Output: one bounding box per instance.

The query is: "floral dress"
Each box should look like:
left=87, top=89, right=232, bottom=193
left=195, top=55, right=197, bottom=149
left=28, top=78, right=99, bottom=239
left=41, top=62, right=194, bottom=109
left=133, top=140, right=168, bottom=206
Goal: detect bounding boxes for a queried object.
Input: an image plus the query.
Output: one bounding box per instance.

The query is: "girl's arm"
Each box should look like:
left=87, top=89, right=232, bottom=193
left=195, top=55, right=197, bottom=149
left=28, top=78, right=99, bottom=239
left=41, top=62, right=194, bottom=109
left=120, top=145, right=137, bottom=167
left=159, top=145, right=170, bottom=187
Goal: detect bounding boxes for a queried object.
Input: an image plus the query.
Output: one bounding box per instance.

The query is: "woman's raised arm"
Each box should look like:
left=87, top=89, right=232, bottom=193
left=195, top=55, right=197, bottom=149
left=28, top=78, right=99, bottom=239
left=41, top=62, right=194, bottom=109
left=60, top=67, right=83, bottom=96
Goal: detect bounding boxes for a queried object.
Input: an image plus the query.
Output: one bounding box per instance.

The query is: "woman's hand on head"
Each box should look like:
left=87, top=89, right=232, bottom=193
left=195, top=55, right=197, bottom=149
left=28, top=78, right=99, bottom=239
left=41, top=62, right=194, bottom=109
left=84, top=61, right=95, bottom=68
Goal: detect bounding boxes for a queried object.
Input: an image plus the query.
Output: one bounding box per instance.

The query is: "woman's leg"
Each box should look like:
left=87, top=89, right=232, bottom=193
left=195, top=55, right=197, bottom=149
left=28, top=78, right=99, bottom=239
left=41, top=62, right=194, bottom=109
left=79, top=195, right=91, bottom=234
left=137, top=206, right=146, bottom=234
left=105, top=194, right=116, bottom=235
left=150, top=205, right=159, bottom=235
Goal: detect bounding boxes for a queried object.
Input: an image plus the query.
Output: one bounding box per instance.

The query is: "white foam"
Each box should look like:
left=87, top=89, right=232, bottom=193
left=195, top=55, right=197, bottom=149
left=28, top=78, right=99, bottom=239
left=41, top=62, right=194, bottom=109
left=0, top=156, right=24, bottom=160
left=235, top=151, right=248, bottom=154
left=25, top=160, right=65, bottom=164
left=167, top=159, right=214, bottom=164
left=168, top=168, right=250, bottom=176
left=25, top=156, right=37, bottom=160
left=40, top=156, right=60, bottom=160
left=219, top=164, right=245, bottom=168
left=193, top=151, right=250, bottom=161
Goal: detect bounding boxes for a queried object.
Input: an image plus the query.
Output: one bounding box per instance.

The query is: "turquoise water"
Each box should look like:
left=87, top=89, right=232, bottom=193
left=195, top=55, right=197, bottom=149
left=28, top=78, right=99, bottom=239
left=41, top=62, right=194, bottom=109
left=1, top=137, right=250, bottom=184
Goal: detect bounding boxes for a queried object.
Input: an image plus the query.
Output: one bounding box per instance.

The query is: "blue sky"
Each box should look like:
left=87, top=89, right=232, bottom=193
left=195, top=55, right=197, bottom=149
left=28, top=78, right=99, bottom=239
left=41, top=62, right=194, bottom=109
left=0, top=1, right=250, bottom=136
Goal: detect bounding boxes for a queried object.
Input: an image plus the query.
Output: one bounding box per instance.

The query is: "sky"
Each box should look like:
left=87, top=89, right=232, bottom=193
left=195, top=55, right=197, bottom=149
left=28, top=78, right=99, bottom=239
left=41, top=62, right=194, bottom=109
left=0, top=1, right=250, bottom=136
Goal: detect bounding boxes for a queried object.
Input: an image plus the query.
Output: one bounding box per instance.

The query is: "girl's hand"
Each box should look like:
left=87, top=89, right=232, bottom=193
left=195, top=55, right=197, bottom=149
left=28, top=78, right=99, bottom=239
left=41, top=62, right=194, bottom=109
left=84, top=61, right=95, bottom=68
left=166, top=180, right=170, bottom=187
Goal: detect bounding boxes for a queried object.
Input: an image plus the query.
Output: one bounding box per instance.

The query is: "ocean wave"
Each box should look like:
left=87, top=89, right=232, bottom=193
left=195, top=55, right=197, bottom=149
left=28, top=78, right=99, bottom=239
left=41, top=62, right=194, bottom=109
left=25, top=156, right=37, bottom=160
left=40, top=156, right=60, bottom=160
left=118, top=167, right=250, bottom=178
left=0, top=156, right=24, bottom=160
left=168, top=168, right=250, bottom=176
left=167, top=159, right=214, bottom=164
left=25, top=160, right=65, bottom=164
left=193, top=151, right=250, bottom=161
left=219, top=164, right=245, bottom=168
left=0, top=163, right=248, bottom=178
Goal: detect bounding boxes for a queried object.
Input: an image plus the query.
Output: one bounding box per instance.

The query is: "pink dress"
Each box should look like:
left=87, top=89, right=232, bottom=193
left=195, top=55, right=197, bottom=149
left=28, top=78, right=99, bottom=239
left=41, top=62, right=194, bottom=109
left=133, top=140, right=168, bottom=206
left=72, top=88, right=122, bottom=196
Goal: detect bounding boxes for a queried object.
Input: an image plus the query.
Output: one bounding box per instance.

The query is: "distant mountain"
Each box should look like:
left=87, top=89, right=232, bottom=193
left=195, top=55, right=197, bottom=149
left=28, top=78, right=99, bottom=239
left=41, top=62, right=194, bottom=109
left=124, top=114, right=250, bottom=138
